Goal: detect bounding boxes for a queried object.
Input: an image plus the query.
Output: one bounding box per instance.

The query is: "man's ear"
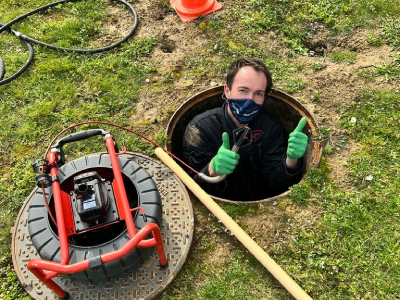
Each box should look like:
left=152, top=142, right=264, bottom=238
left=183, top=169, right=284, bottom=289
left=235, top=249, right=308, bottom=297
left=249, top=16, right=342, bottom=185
left=223, top=84, right=230, bottom=98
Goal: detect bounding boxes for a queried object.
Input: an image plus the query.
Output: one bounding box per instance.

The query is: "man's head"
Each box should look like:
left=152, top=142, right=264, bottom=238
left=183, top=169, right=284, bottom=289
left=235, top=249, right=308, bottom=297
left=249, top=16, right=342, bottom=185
left=225, top=57, right=273, bottom=95
left=224, top=58, right=273, bottom=126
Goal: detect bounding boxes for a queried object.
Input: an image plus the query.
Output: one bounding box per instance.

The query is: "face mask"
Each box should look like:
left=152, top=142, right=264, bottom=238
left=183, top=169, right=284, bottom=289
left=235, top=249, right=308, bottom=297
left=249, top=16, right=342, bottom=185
left=228, top=98, right=262, bottom=124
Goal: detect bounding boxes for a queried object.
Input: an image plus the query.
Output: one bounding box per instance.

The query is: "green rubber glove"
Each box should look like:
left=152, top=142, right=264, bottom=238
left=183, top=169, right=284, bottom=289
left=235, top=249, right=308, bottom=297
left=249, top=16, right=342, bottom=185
left=211, top=132, right=240, bottom=175
left=287, top=117, right=309, bottom=160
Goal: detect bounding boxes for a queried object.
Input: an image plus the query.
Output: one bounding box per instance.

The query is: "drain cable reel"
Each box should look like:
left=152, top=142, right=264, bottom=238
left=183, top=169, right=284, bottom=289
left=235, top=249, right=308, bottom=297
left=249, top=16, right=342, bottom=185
left=26, top=127, right=168, bottom=298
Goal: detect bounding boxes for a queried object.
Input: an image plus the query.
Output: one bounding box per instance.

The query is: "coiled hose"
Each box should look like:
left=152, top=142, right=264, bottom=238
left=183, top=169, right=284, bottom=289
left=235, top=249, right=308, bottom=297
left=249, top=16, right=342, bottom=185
left=0, top=0, right=138, bottom=86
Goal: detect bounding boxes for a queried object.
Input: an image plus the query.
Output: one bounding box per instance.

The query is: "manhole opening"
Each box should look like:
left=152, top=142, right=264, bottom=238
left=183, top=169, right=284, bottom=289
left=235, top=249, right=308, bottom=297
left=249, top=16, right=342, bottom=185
left=167, top=86, right=323, bottom=204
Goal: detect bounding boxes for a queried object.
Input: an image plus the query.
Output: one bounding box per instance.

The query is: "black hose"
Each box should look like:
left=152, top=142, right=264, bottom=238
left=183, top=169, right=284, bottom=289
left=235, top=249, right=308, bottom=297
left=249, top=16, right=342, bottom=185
left=0, top=22, right=34, bottom=85
left=0, top=0, right=139, bottom=53
left=0, top=0, right=138, bottom=85
left=0, top=56, right=4, bottom=80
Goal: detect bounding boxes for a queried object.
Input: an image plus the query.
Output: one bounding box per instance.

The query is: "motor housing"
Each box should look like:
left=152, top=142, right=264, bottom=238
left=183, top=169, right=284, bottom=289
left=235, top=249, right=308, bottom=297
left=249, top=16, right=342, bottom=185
left=73, top=171, right=110, bottom=223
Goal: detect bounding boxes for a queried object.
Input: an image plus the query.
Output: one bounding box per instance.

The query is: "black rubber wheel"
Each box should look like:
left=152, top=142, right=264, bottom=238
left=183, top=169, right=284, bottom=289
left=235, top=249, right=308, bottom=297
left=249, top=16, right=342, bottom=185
left=28, top=152, right=162, bottom=283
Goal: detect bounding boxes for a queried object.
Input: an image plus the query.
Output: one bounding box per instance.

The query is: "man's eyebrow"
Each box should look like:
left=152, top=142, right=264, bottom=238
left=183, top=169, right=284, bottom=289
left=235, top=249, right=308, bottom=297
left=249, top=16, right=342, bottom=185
left=236, top=86, right=266, bottom=93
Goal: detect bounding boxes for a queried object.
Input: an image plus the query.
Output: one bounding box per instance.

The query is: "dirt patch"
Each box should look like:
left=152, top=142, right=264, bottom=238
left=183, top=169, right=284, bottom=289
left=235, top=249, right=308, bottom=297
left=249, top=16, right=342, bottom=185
left=130, top=1, right=209, bottom=124
left=299, top=27, right=393, bottom=123
left=238, top=201, right=321, bottom=252
left=293, top=27, right=394, bottom=187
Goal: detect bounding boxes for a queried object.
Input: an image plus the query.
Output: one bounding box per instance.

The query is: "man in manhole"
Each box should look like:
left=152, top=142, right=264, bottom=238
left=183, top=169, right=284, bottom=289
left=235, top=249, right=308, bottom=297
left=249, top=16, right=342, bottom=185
left=182, top=57, right=308, bottom=201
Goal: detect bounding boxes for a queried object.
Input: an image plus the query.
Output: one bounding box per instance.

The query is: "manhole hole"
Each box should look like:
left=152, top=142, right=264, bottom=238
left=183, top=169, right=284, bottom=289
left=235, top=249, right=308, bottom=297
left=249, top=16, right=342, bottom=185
left=166, top=85, right=324, bottom=204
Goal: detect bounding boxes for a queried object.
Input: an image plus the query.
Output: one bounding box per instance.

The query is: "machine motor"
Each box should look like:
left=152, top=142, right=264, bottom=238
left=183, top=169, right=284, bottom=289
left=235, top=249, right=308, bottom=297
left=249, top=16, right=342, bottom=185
left=70, top=171, right=119, bottom=232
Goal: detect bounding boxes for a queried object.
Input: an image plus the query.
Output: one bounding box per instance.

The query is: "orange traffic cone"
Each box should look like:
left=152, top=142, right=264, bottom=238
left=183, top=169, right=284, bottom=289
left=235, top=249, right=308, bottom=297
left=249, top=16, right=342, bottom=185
left=170, top=0, right=222, bottom=23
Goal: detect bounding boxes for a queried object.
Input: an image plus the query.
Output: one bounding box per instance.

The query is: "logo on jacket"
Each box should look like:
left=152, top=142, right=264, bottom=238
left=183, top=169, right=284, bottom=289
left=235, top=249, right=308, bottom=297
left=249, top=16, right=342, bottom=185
left=252, top=130, right=263, bottom=142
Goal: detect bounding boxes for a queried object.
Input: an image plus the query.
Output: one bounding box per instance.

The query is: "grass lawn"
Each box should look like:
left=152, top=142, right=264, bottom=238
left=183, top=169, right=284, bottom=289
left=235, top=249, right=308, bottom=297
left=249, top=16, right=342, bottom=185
left=1, top=0, right=399, bottom=299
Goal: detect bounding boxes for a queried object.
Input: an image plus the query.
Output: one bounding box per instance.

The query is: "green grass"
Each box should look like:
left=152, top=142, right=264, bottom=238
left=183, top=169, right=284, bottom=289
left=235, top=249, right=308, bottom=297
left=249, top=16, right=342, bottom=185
left=237, top=0, right=400, bottom=54
left=284, top=89, right=400, bottom=299
left=327, top=51, right=357, bottom=65
left=198, top=251, right=290, bottom=299
left=374, top=60, right=400, bottom=82
left=366, top=34, right=383, bottom=47
left=0, top=253, right=30, bottom=300
left=285, top=77, right=306, bottom=94
left=382, top=19, right=400, bottom=46
left=310, top=62, right=325, bottom=71
left=1, top=0, right=400, bottom=299
left=357, top=52, right=400, bottom=83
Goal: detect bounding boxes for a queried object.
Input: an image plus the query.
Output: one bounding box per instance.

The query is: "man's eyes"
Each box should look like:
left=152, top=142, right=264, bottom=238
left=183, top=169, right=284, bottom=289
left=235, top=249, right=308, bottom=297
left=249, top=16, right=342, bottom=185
left=238, top=89, right=264, bottom=97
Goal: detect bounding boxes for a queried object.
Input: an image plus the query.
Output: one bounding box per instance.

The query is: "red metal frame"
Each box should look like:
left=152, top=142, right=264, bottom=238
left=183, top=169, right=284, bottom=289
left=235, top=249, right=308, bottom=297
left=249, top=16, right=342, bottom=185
left=60, top=190, right=75, bottom=236
left=27, top=134, right=167, bottom=298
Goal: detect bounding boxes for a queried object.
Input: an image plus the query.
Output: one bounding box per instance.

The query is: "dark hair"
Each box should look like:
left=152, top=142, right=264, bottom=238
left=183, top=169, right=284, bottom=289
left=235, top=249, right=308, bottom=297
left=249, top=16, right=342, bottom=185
left=226, top=57, right=273, bottom=94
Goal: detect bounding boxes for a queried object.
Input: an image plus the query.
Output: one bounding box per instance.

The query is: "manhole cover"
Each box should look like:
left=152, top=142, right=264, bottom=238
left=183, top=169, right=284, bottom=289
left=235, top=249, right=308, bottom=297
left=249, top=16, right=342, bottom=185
left=12, top=152, right=194, bottom=300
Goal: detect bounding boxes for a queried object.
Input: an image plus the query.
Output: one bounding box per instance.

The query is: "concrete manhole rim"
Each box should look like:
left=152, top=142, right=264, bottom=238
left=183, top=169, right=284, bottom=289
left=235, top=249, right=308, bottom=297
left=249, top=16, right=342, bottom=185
left=12, top=152, right=194, bottom=300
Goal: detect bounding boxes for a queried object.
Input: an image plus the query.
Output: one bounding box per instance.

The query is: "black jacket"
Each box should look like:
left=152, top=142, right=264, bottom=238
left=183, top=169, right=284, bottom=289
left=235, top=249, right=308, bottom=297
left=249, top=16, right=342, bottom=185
left=182, top=103, right=303, bottom=201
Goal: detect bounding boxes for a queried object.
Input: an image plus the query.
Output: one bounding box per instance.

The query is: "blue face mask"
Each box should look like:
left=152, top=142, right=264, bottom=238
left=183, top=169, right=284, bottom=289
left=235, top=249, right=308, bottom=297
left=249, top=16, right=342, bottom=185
left=228, top=98, right=262, bottom=124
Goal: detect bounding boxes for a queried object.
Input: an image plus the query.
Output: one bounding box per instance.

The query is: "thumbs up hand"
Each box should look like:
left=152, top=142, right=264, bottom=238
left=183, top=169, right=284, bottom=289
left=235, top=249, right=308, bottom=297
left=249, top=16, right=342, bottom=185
left=211, top=132, right=240, bottom=175
left=287, top=117, right=308, bottom=160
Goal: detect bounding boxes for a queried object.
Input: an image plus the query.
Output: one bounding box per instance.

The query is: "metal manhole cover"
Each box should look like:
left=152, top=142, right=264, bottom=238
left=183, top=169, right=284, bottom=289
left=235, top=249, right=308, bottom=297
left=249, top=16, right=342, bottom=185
left=12, top=153, right=194, bottom=300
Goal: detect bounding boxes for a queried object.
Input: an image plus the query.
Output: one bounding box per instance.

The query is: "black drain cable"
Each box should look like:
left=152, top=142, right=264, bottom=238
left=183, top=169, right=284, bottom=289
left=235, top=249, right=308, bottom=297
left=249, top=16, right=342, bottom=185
left=0, top=0, right=138, bottom=86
